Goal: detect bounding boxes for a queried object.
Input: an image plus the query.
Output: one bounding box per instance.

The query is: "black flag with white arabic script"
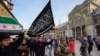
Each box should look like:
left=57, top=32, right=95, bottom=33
left=27, top=1, right=55, bottom=37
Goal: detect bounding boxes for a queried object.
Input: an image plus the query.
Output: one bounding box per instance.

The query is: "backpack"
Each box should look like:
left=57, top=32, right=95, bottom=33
left=81, top=40, right=88, bottom=47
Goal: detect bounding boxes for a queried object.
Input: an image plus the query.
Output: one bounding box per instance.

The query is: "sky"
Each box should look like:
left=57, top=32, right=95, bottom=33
left=11, top=0, right=84, bottom=29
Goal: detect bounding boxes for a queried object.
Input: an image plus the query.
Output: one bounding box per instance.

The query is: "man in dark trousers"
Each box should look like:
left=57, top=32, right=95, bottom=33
left=87, top=35, right=93, bottom=56
left=0, top=33, right=24, bottom=56
left=34, top=36, right=54, bottom=56
left=29, top=37, right=36, bottom=56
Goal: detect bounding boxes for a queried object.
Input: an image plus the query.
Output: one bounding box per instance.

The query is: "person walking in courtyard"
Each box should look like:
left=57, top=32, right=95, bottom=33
left=55, top=37, right=72, bottom=56
left=68, top=37, right=75, bottom=56
left=80, top=37, right=89, bottom=56
left=87, top=35, right=93, bottom=56
left=96, top=36, right=100, bottom=51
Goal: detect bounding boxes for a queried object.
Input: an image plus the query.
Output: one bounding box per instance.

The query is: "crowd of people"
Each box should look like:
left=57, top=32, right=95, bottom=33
left=77, top=35, right=100, bottom=56
left=0, top=32, right=75, bottom=56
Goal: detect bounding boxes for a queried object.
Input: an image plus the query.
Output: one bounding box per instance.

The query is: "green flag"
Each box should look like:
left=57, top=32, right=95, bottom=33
left=0, top=16, right=22, bottom=34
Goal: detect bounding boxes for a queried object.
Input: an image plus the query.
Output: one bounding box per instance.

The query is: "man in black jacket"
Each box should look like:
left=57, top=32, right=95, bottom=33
left=0, top=33, right=24, bottom=56
left=34, top=36, right=54, bottom=56
left=29, top=38, right=36, bottom=56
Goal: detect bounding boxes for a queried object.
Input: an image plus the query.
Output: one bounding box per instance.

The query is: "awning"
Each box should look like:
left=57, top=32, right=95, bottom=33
left=0, top=16, right=22, bottom=34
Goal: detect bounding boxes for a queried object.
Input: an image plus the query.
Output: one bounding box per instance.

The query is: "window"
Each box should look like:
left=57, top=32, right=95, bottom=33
left=99, top=17, right=100, bottom=23
left=94, top=18, right=97, bottom=23
left=72, top=28, right=75, bottom=37
left=96, top=25, right=100, bottom=36
left=91, top=9, right=95, bottom=13
left=63, top=31, right=65, bottom=37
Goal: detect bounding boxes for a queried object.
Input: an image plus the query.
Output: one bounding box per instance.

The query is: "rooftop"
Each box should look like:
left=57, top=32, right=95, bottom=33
left=55, top=22, right=68, bottom=28
left=93, top=7, right=100, bottom=16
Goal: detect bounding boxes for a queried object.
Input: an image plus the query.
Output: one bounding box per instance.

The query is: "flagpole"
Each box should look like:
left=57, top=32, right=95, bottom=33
left=49, top=0, right=51, bottom=3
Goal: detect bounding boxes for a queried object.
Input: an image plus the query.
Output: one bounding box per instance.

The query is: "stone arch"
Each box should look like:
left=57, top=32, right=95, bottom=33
left=72, top=28, right=75, bottom=38
left=82, top=25, right=86, bottom=37
left=76, top=27, right=81, bottom=38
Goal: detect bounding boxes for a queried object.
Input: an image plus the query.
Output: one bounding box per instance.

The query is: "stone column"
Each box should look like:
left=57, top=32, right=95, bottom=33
left=81, top=26, right=83, bottom=37
left=75, top=28, right=76, bottom=38
left=87, top=25, right=95, bottom=38
left=67, top=24, right=73, bottom=38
